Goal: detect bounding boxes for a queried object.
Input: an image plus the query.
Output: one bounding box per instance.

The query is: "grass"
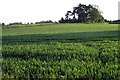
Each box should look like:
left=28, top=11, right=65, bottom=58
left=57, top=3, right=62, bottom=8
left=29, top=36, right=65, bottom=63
left=2, top=23, right=120, bottom=79
left=3, top=23, right=118, bottom=36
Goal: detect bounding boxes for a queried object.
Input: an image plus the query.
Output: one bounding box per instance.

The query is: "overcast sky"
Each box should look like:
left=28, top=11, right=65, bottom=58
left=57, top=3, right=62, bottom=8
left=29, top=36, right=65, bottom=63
left=0, top=0, right=119, bottom=24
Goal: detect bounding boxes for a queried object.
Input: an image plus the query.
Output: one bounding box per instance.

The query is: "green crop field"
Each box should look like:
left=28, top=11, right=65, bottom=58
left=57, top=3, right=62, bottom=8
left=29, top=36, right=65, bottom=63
left=2, top=23, right=120, bottom=79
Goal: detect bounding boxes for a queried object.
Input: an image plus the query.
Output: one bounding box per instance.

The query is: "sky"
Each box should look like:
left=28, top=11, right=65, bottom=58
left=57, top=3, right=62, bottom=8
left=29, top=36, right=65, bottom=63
left=0, top=0, right=119, bottom=24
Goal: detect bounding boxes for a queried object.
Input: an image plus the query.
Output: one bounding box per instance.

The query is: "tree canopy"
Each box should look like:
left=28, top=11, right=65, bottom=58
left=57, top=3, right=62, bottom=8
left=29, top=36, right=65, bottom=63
left=59, top=4, right=104, bottom=23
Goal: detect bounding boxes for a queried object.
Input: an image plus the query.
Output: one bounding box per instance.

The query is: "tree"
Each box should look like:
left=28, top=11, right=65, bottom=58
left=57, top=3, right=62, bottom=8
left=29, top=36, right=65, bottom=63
left=59, top=3, right=104, bottom=23
left=88, top=6, right=104, bottom=23
left=2, top=23, right=5, bottom=27
left=59, top=17, right=65, bottom=23
left=65, top=11, right=72, bottom=20
left=31, top=22, right=33, bottom=24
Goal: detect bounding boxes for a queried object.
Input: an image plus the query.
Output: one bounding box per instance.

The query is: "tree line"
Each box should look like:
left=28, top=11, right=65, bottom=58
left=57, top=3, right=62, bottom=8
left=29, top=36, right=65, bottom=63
left=0, top=20, right=57, bottom=27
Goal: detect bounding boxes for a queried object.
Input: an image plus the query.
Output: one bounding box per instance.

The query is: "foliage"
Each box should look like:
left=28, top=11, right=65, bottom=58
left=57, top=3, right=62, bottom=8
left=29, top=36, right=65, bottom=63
left=59, top=4, right=104, bottom=23
left=1, top=23, right=5, bottom=27
left=35, top=20, right=54, bottom=24
left=2, top=23, right=119, bottom=79
left=109, top=20, right=120, bottom=24
left=9, top=22, right=23, bottom=25
left=2, top=23, right=55, bottom=29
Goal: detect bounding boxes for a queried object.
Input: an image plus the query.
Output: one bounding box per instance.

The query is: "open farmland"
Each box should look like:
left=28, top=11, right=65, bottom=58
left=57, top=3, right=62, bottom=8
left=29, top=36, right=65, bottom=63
left=2, top=23, right=120, bottom=79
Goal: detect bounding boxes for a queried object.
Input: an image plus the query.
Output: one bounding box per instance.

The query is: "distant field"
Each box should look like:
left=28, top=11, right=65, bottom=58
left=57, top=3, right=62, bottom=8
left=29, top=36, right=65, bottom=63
left=2, top=23, right=120, bottom=79
left=3, top=23, right=118, bottom=36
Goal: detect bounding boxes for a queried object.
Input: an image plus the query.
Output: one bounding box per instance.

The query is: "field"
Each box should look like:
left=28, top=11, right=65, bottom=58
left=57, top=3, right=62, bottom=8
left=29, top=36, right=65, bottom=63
left=2, top=23, right=120, bottom=79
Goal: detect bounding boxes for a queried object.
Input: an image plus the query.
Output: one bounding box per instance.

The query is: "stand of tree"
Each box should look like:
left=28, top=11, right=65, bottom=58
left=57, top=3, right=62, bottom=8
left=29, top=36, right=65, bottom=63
left=9, top=22, right=23, bottom=25
left=109, top=20, right=120, bottom=24
left=59, top=4, right=104, bottom=23
left=35, top=20, right=54, bottom=24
